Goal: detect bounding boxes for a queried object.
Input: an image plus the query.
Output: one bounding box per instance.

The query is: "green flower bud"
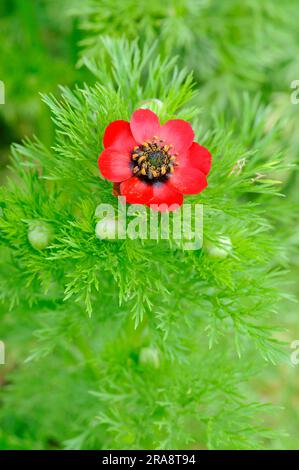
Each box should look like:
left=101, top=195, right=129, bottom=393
left=139, top=347, right=160, bottom=369
left=28, top=221, right=54, bottom=250
left=204, top=236, right=233, bottom=259
left=139, top=98, right=163, bottom=113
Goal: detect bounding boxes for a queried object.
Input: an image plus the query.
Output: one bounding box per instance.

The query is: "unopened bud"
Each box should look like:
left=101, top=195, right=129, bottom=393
left=139, top=347, right=160, bottom=369
left=140, top=98, right=163, bottom=113
left=204, top=236, right=232, bottom=259
left=28, top=221, right=54, bottom=250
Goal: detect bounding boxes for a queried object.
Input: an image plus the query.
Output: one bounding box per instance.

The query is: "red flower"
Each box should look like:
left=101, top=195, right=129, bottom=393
left=98, top=109, right=211, bottom=211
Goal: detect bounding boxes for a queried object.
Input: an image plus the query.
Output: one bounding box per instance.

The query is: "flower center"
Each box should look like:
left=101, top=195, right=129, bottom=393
left=131, top=139, right=177, bottom=181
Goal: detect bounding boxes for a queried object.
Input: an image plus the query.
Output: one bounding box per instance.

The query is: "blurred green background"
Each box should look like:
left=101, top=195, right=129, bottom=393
left=0, top=0, right=88, bottom=179
left=0, top=0, right=299, bottom=449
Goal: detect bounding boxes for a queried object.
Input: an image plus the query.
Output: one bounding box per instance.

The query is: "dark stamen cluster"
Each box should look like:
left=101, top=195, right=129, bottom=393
left=131, top=138, right=177, bottom=182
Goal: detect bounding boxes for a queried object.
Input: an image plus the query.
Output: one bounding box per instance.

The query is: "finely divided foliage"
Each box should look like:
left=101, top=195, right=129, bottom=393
left=0, top=39, right=291, bottom=449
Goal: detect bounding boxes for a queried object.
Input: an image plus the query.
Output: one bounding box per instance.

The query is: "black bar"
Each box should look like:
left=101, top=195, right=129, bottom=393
left=0, top=450, right=298, bottom=467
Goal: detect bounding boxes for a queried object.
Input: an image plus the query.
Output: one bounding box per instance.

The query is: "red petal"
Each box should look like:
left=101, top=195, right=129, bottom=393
left=147, top=181, right=183, bottom=212
left=168, top=167, right=207, bottom=195
left=160, top=119, right=194, bottom=154
left=103, top=120, right=137, bottom=152
left=98, top=149, right=132, bottom=182
left=120, top=177, right=153, bottom=204
left=130, top=109, right=161, bottom=144
left=178, top=142, right=212, bottom=175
